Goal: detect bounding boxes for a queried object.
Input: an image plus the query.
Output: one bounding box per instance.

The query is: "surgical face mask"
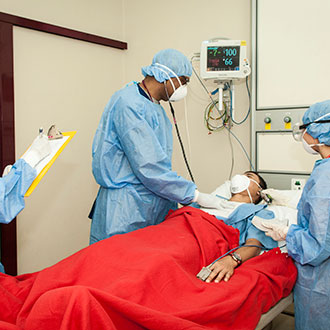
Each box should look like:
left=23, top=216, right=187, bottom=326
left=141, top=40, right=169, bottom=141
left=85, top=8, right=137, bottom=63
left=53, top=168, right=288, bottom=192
left=230, top=174, right=261, bottom=204
left=302, top=131, right=323, bottom=155
left=230, top=175, right=250, bottom=194
left=167, top=83, right=187, bottom=102
left=154, top=63, right=188, bottom=102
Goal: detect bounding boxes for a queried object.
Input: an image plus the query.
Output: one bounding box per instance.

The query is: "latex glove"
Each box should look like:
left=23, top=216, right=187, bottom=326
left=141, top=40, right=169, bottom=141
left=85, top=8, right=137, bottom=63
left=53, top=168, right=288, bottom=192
left=252, top=216, right=289, bottom=241
left=262, top=188, right=291, bottom=207
left=252, top=216, right=286, bottom=231
left=2, top=165, right=13, bottom=177
left=263, top=221, right=289, bottom=241
left=22, top=134, right=51, bottom=168
left=193, top=190, right=221, bottom=209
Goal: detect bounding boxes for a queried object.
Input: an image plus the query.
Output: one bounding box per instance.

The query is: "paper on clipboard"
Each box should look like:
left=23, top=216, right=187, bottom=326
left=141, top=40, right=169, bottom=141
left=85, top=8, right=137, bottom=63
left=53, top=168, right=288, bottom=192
left=24, top=131, right=76, bottom=197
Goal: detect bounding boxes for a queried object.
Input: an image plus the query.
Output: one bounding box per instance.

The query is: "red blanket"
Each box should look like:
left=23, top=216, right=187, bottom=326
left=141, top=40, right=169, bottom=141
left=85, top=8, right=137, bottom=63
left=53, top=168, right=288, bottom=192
left=0, top=207, right=297, bottom=330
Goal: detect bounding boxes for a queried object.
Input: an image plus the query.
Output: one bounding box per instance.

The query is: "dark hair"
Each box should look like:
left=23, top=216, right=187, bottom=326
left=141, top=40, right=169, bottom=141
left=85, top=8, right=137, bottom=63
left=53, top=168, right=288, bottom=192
left=244, top=171, right=267, bottom=190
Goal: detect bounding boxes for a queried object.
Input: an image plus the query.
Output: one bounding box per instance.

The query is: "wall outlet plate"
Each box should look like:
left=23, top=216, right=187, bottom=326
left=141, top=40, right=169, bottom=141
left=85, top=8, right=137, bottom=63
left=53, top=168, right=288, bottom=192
left=291, top=178, right=306, bottom=190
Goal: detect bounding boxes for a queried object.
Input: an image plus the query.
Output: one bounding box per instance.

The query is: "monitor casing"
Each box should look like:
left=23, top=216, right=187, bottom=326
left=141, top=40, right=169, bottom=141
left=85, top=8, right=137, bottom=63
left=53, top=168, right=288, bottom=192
left=200, top=40, right=250, bottom=80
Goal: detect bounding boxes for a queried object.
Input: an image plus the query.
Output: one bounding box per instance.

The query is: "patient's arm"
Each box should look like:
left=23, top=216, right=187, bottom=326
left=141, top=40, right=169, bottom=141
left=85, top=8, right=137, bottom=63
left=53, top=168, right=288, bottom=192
left=205, top=238, right=262, bottom=283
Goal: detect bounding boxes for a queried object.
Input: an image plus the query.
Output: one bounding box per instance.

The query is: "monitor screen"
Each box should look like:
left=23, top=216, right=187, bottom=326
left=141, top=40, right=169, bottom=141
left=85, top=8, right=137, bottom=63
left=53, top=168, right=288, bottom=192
left=207, top=46, right=240, bottom=71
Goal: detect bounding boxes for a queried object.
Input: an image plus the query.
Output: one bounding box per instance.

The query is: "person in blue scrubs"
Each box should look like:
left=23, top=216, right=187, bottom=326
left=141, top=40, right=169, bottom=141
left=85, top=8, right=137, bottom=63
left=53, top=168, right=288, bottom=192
left=0, top=160, right=36, bottom=225
left=263, top=100, right=330, bottom=330
left=89, top=49, right=221, bottom=244
left=0, top=133, right=50, bottom=273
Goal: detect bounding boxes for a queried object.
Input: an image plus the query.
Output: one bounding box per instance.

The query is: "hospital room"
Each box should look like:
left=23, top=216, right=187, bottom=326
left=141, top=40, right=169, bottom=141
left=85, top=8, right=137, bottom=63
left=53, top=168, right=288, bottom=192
left=1, top=0, right=330, bottom=329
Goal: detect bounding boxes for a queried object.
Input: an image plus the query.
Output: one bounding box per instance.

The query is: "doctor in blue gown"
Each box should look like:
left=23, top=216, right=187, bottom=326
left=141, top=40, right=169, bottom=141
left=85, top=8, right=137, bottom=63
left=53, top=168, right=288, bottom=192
left=89, top=49, right=221, bottom=244
left=0, top=134, right=50, bottom=273
left=263, top=100, right=330, bottom=330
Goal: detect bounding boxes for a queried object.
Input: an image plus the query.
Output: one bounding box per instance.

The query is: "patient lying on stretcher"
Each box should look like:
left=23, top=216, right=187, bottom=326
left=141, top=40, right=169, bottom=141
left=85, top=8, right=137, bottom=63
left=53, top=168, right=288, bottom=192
left=0, top=203, right=297, bottom=330
left=0, top=170, right=298, bottom=330
left=194, top=171, right=299, bottom=283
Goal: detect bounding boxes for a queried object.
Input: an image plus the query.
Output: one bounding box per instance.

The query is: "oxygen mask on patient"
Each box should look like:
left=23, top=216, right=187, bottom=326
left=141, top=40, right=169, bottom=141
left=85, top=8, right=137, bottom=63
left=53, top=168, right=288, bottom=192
left=230, top=175, right=250, bottom=194
left=230, top=175, right=260, bottom=204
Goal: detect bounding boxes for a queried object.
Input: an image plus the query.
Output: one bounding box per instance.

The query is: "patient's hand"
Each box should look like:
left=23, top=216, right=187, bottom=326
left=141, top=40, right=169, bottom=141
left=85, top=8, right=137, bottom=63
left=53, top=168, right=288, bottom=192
left=205, top=256, right=237, bottom=283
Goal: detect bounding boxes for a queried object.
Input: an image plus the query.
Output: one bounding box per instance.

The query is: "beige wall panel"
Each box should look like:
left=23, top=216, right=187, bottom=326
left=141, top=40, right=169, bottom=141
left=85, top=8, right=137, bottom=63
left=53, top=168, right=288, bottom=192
left=0, top=0, right=124, bottom=40
left=257, top=133, right=317, bottom=173
left=14, top=26, right=125, bottom=274
left=257, top=0, right=330, bottom=108
left=123, top=0, right=252, bottom=193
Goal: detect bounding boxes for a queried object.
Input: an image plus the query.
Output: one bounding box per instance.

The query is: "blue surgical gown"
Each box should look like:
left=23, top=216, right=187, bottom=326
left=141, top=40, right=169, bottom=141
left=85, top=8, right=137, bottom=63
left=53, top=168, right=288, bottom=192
left=0, top=159, right=36, bottom=224
left=286, top=158, right=330, bottom=330
left=0, top=159, right=36, bottom=273
left=90, top=82, right=196, bottom=243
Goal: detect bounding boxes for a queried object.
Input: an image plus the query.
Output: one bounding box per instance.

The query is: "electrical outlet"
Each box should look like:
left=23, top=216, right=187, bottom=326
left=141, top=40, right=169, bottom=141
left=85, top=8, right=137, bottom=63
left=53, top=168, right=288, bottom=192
left=291, top=178, right=306, bottom=190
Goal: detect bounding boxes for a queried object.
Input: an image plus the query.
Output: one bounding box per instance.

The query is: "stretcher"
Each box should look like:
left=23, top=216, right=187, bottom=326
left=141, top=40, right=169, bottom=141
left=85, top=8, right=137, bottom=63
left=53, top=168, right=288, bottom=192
left=256, top=293, right=293, bottom=329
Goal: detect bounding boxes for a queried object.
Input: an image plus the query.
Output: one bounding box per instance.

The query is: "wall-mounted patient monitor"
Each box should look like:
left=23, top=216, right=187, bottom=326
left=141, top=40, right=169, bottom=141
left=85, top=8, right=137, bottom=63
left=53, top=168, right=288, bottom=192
left=200, top=39, right=251, bottom=80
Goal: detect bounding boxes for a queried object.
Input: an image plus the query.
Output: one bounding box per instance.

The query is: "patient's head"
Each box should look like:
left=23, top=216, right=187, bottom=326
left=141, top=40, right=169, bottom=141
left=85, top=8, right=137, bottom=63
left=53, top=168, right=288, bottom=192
left=230, top=171, right=267, bottom=204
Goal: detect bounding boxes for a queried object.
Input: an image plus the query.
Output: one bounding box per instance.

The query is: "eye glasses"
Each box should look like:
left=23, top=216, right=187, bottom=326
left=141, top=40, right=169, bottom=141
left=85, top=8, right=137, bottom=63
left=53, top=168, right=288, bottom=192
left=292, top=119, right=330, bottom=141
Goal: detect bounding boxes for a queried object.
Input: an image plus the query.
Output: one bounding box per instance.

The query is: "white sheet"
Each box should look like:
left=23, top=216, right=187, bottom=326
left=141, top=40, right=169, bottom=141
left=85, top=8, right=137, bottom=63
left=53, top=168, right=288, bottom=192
left=200, top=199, right=243, bottom=219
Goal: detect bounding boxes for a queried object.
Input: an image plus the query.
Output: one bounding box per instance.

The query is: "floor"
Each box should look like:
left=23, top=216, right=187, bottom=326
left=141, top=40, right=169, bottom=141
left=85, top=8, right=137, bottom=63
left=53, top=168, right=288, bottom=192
left=271, top=313, right=295, bottom=330
left=264, top=304, right=295, bottom=330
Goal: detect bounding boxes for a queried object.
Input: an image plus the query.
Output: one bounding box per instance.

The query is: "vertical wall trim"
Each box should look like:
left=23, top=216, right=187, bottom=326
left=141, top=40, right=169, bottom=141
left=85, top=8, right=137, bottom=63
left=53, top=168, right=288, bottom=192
left=0, top=21, right=17, bottom=275
left=251, top=0, right=257, bottom=170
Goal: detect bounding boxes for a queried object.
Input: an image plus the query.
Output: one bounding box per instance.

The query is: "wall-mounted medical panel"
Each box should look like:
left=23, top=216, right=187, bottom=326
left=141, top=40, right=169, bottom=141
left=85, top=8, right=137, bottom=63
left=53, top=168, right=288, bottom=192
left=257, top=172, right=310, bottom=191
left=255, top=109, right=305, bottom=132
left=256, top=0, right=330, bottom=109
left=256, top=132, right=317, bottom=173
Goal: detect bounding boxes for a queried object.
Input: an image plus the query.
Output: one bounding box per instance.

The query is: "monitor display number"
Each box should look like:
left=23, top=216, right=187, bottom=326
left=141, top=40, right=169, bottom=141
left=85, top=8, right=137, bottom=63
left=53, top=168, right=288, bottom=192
left=207, top=46, right=240, bottom=71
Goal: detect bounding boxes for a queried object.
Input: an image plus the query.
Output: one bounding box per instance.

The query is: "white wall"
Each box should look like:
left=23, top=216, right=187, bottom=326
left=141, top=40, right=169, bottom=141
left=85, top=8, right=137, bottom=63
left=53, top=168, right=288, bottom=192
left=123, top=0, right=252, bottom=193
left=14, top=27, right=125, bottom=274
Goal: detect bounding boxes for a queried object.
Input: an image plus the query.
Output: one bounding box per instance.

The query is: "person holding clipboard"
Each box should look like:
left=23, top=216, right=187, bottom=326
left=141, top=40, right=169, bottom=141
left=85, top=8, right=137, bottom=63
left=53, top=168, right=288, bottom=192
left=0, top=132, right=50, bottom=272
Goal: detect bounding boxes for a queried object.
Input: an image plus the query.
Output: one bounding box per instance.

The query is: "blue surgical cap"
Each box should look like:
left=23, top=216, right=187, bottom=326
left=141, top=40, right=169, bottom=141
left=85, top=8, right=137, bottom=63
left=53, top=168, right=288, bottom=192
left=303, top=100, right=330, bottom=145
left=141, top=49, right=192, bottom=83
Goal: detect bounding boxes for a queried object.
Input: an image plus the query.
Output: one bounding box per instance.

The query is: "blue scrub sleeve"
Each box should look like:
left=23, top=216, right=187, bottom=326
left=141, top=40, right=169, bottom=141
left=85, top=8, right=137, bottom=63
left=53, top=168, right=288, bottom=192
left=113, top=106, right=196, bottom=205
left=286, top=187, right=330, bottom=266
left=0, top=159, right=36, bottom=224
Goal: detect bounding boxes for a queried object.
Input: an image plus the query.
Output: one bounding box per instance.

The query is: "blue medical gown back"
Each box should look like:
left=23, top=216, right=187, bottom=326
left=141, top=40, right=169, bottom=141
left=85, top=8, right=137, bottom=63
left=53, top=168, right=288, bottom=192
left=286, top=158, right=330, bottom=330
left=90, top=83, right=196, bottom=243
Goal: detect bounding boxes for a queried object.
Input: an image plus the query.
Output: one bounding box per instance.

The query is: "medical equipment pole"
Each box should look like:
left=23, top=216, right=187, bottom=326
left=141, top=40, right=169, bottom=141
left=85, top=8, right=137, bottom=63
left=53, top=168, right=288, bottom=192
left=231, top=81, right=235, bottom=116
left=218, top=82, right=224, bottom=111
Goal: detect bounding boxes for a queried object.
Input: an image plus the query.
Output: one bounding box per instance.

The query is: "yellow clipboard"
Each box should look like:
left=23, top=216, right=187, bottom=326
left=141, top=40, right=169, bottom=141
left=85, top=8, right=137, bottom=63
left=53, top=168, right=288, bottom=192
left=25, top=131, right=76, bottom=197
